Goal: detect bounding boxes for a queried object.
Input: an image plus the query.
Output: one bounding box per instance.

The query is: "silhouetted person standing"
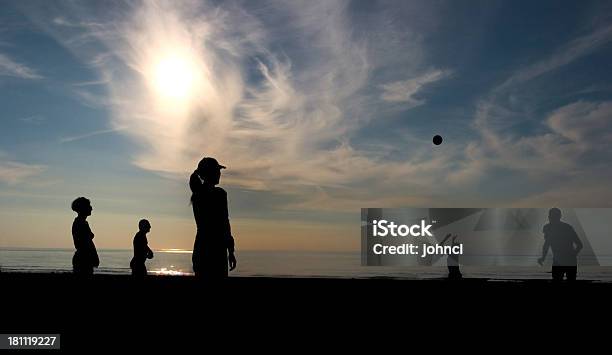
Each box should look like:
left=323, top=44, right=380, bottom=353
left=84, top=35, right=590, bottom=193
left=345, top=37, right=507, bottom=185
left=190, top=157, right=236, bottom=279
left=130, top=219, right=154, bottom=278
left=71, top=197, right=99, bottom=276
left=538, top=208, right=583, bottom=281
left=439, top=233, right=462, bottom=280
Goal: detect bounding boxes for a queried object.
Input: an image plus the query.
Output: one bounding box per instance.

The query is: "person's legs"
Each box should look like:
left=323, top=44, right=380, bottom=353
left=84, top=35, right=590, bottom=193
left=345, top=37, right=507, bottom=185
left=552, top=266, right=564, bottom=281
left=448, top=266, right=462, bottom=280
left=132, top=264, right=146, bottom=278
left=73, top=266, right=93, bottom=280
left=196, top=265, right=228, bottom=279
left=72, top=254, right=83, bottom=275
left=566, top=266, right=577, bottom=281
left=73, top=262, right=91, bottom=275
left=197, top=248, right=229, bottom=278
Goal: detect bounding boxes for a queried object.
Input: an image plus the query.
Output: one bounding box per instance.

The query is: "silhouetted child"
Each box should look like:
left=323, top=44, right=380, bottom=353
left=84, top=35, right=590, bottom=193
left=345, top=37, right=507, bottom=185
left=130, top=219, right=154, bottom=277
left=71, top=197, right=99, bottom=276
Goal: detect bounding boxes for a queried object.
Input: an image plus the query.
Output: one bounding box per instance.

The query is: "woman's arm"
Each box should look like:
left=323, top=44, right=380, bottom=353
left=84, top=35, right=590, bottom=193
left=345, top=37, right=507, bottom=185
left=222, top=189, right=237, bottom=270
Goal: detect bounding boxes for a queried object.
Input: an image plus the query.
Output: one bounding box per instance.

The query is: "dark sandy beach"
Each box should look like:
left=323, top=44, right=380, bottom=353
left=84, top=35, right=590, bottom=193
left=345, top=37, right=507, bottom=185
left=2, top=272, right=612, bottom=350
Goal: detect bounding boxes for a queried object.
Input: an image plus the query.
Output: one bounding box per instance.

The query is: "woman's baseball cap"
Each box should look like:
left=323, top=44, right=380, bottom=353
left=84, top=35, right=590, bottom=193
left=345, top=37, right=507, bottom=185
left=197, top=157, right=226, bottom=172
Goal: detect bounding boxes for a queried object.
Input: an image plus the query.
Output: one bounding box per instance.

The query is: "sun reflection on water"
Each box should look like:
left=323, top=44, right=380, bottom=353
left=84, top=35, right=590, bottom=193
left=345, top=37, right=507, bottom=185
left=149, top=267, right=191, bottom=276
left=158, top=249, right=193, bottom=254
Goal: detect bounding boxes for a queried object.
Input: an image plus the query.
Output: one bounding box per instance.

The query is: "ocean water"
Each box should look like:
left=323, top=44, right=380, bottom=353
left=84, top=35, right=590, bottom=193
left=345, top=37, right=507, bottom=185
left=2, top=248, right=612, bottom=281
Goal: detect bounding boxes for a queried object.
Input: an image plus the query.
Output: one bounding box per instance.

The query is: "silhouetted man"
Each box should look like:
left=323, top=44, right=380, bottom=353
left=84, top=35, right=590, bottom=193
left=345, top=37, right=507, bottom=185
left=538, top=208, right=583, bottom=281
left=130, top=219, right=154, bottom=278
left=190, top=157, right=236, bottom=279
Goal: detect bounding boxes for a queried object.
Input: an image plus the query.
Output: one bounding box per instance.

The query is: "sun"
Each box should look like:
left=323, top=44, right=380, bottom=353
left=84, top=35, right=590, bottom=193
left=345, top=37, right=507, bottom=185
left=153, top=55, right=197, bottom=100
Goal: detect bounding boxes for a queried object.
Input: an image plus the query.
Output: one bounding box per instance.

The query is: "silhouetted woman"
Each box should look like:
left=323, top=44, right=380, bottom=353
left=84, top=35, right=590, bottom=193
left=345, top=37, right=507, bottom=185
left=190, top=157, right=236, bottom=278
left=71, top=197, right=99, bottom=275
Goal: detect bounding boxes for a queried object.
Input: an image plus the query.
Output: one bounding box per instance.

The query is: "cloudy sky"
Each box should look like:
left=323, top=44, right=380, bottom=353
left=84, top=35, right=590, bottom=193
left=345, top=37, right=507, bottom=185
left=1, top=0, right=612, bottom=250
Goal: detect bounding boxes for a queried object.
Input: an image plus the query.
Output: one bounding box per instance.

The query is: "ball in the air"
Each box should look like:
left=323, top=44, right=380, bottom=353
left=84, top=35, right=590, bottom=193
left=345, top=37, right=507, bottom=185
left=433, top=135, right=443, bottom=145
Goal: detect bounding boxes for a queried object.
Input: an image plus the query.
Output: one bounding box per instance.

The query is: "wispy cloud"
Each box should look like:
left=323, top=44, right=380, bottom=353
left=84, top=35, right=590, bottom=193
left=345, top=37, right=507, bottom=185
left=0, top=160, right=46, bottom=185
left=0, top=53, right=42, bottom=79
left=72, top=79, right=109, bottom=87
left=19, top=114, right=46, bottom=124
left=59, top=127, right=125, bottom=143
left=23, top=1, right=442, bottom=204
left=498, top=24, right=612, bottom=91
left=20, top=0, right=612, bottom=209
left=379, top=69, right=450, bottom=106
left=71, top=87, right=112, bottom=108
left=461, top=22, right=612, bottom=206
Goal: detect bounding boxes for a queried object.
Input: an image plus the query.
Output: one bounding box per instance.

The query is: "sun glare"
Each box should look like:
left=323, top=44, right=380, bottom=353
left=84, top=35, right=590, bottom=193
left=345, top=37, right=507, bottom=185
left=153, top=55, right=197, bottom=100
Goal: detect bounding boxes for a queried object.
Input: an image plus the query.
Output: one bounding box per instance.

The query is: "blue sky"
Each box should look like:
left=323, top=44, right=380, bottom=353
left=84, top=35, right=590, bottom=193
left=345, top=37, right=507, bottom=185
left=1, top=0, right=612, bottom=250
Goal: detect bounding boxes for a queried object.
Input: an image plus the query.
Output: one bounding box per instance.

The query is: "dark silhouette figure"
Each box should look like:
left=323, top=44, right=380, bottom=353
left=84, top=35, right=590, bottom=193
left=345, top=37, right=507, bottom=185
left=190, top=157, right=236, bottom=279
left=538, top=208, right=583, bottom=281
left=130, top=219, right=154, bottom=278
left=71, top=197, right=99, bottom=276
left=439, top=233, right=462, bottom=280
